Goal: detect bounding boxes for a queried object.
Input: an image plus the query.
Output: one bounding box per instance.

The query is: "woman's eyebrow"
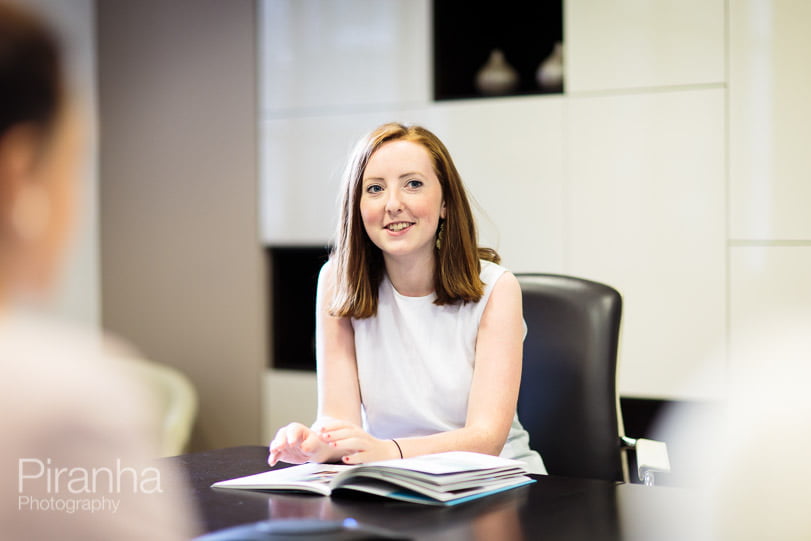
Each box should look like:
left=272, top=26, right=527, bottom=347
left=363, top=171, right=424, bottom=183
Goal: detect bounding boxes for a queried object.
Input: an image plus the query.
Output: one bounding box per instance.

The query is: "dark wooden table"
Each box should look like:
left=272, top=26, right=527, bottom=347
left=170, top=446, right=700, bottom=540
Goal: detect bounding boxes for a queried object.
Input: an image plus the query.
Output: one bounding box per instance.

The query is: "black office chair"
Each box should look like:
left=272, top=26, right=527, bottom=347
left=515, top=274, right=669, bottom=485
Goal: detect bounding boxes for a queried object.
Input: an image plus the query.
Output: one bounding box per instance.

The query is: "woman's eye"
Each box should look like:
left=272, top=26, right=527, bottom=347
left=366, top=184, right=383, bottom=194
left=405, top=179, right=423, bottom=189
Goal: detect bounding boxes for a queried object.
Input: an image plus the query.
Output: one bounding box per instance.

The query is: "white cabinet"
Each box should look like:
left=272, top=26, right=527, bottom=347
left=565, top=0, right=725, bottom=93
left=566, top=89, right=727, bottom=399
left=729, top=0, right=811, bottom=240
left=730, top=246, right=811, bottom=375
left=259, top=0, right=429, bottom=114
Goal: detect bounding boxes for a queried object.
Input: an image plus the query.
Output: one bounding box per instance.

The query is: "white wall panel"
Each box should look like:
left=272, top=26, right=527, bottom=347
left=729, top=246, right=811, bottom=376
left=430, top=98, right=567, bottom=274
left=263, top=369, right=317, bottom=444
left=259, top=0, right=429, bottom=114
left=565, top=0, right=725, bottom=93
left=566, top=89, right=726, bottom=399
left=729, top=1, right=811, bottom=240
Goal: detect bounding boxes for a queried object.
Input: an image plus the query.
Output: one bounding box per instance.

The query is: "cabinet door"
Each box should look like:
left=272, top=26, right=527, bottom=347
left=566, top=89, right=726, bottom=399
left=730, top=246, right=811, bottom=373
left=565, top=0, right=724, bottom=93
left=729, top=0, right=811, bottom=240
left=259, top=0, right=429, bottom=114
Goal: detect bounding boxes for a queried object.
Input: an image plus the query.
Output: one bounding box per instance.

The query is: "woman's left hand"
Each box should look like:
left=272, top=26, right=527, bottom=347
left=317, top=419, right=400, bottom=464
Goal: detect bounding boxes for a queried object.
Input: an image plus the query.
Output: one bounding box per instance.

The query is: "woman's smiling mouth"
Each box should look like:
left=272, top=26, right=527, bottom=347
left=385, top=222, right=415, bottom=232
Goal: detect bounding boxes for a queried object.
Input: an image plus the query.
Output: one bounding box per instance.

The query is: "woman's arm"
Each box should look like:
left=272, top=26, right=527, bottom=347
left=268, top=261, right=365, bottom=466
left=314, top=261, right=363, bottom=425
left=321, top=271, right=524, bottom=463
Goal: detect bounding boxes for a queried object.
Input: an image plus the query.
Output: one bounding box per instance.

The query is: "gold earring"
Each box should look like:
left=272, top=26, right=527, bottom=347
left=435, top=220, right=445, bottom=250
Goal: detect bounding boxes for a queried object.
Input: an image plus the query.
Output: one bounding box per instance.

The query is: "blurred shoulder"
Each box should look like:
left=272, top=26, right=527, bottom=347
left=0, top=312, right=156, bottom=446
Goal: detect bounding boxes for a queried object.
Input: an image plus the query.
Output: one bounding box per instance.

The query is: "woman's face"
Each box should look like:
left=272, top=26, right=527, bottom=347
left=359, top=140, right=446, bottom=264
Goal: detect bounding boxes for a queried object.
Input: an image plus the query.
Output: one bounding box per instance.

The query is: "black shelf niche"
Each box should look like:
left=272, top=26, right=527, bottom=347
left=268, top=246, right=331, bottom=371
left=433, top=1, right=564, bottom=101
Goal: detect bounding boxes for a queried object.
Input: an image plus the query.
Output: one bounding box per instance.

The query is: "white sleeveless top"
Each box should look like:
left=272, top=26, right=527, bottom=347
left=352, top=260, right=546, bottom=474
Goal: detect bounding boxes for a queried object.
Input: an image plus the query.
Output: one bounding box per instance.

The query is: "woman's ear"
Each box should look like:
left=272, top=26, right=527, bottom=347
left=440, top=201, right=447, bottom=220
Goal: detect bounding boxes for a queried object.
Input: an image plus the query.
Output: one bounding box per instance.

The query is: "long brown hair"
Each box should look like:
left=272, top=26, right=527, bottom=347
left=329, top=123, right=499, bottom=319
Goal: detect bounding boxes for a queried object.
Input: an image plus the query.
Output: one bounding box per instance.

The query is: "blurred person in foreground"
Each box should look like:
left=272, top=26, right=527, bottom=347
left=621, top=313, right=811, bottom=541
left=0, top=2, right=197, bottom=539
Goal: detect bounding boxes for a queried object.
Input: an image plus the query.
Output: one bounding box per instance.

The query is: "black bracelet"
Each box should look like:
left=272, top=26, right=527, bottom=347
left=391, top=439, right=403, bottom=459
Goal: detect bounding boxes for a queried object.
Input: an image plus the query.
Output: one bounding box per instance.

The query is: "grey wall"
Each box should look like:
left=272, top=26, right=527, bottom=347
left=97, top=0, right=265, bottom=450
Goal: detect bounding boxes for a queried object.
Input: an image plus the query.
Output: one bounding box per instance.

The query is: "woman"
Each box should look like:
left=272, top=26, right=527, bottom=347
left=269, top=123, right=545, bottom=474
left=0, top=3, right=196, bottom=538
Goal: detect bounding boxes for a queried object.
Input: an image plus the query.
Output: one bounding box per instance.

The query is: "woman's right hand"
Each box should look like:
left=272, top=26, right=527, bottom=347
left=267, top=421, right=332, bottom=466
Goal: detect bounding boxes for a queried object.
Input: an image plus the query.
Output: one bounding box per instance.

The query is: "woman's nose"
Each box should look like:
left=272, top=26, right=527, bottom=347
left=385, top=191, right=402, bottom=214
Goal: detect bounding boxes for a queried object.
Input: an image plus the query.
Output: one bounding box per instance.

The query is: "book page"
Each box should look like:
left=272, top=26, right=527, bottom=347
left=211, top=463, right=354, bottom=495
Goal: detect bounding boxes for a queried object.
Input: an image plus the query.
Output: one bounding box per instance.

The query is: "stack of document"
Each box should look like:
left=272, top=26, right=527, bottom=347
left=211, top=451, right=535, bottom=506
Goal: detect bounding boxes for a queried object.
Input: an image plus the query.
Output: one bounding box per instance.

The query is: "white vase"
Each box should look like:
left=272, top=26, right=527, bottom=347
left=536, top=41, right=564, bottom=90
left=475, top=49, right=519, bottom=96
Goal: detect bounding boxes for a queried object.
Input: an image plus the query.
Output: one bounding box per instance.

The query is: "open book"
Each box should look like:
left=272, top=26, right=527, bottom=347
left=211, top=451, right=535, bottom=506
